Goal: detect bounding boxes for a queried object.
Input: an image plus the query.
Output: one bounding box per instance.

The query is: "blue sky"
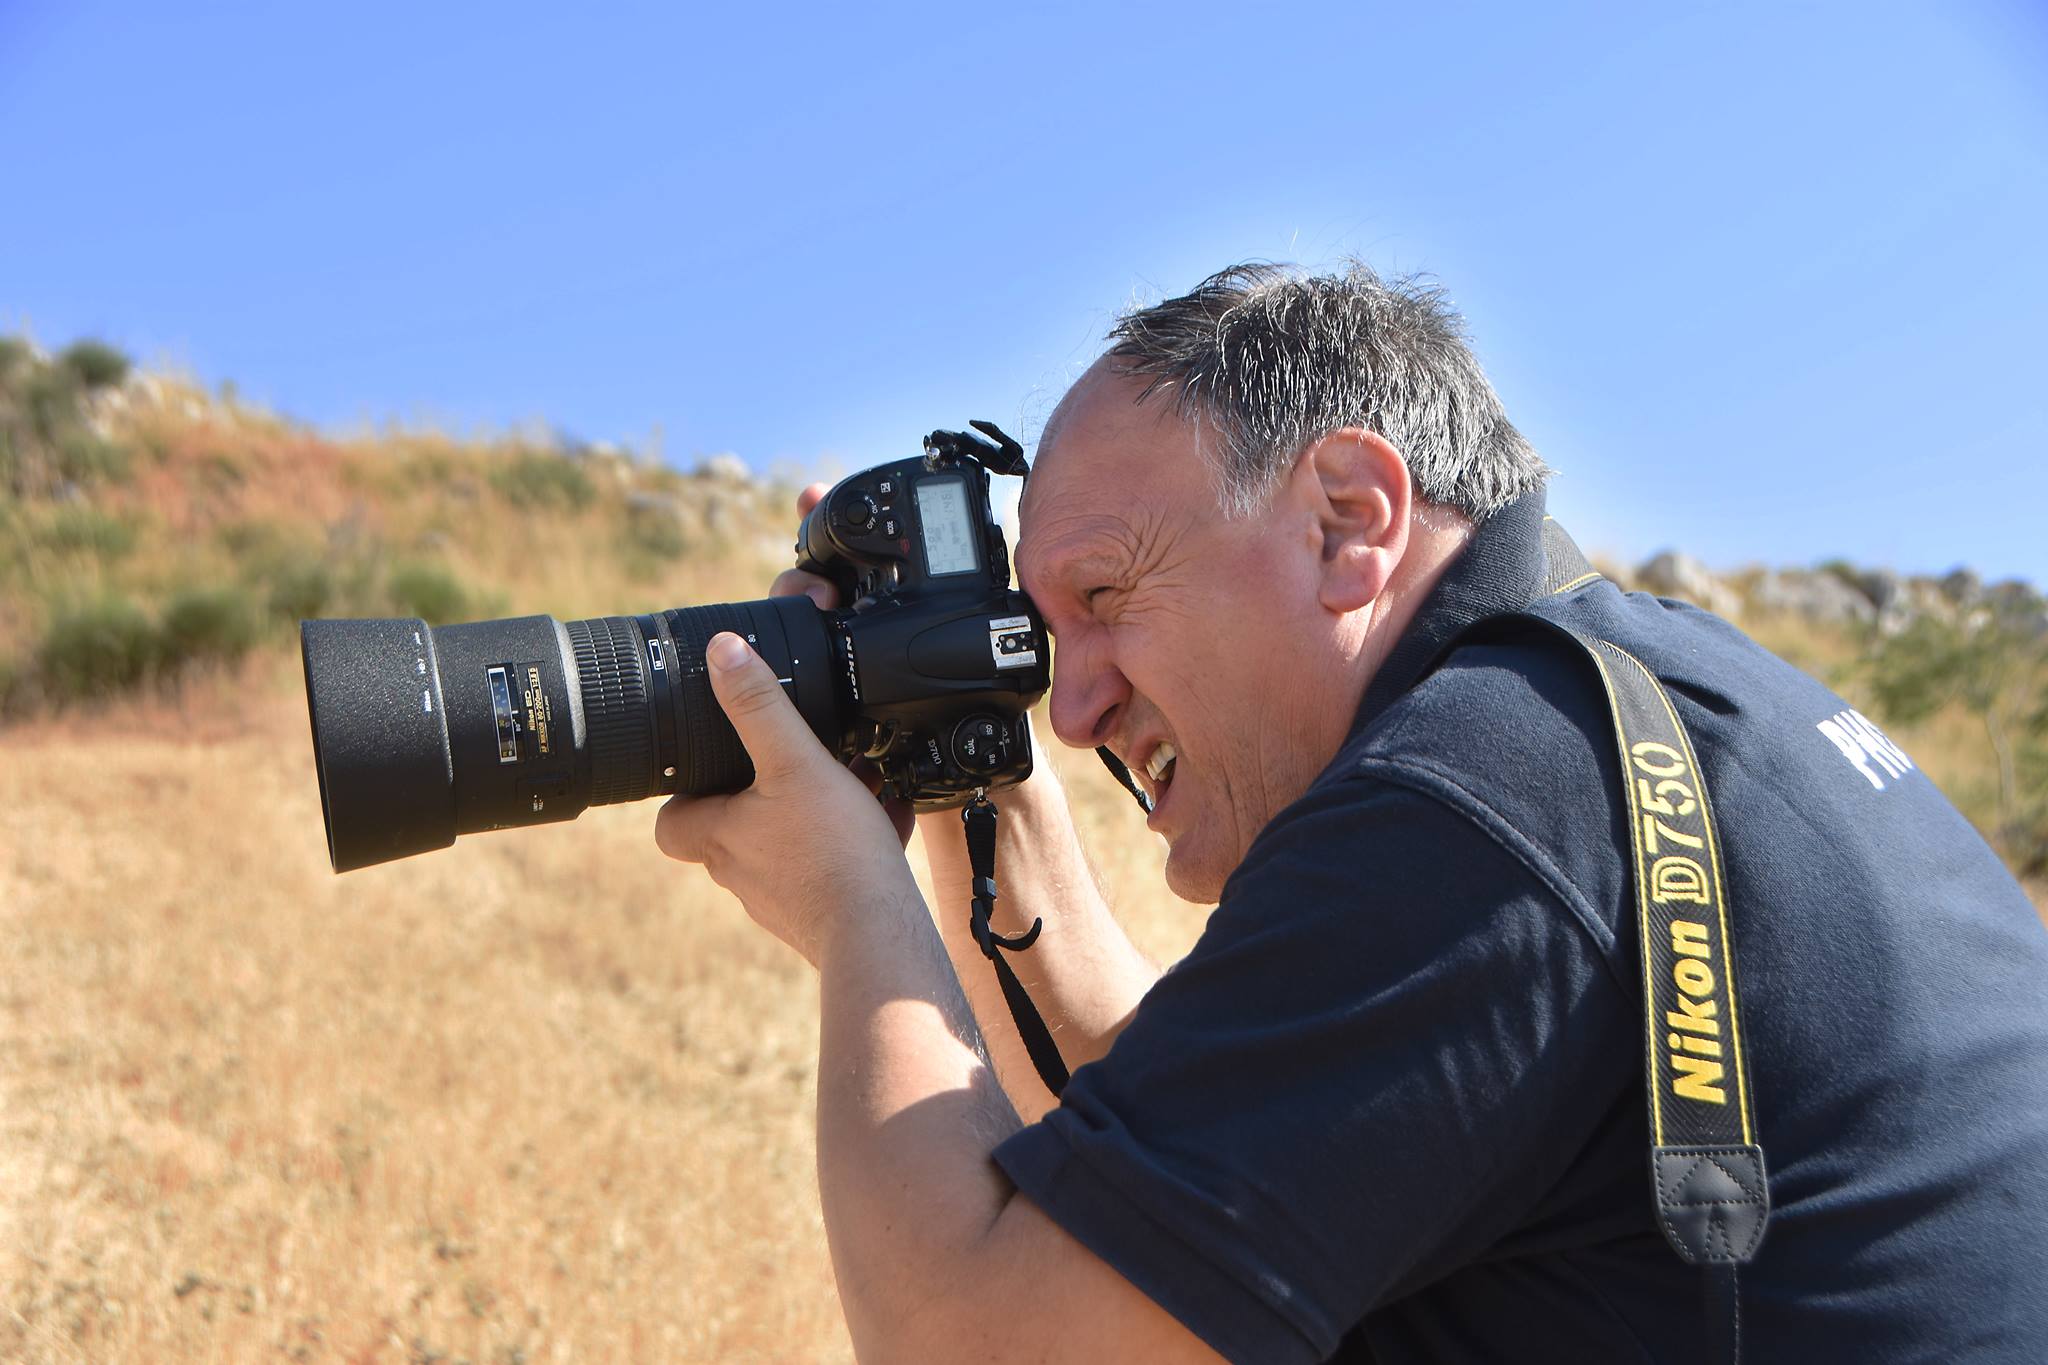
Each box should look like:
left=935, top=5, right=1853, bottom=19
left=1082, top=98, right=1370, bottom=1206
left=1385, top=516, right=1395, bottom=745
left=3, top=1, right=2044, bottom=584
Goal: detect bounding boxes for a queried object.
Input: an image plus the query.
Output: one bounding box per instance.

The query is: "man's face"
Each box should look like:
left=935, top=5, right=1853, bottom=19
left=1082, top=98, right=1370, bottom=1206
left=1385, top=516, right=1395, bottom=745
left=1017, top=362, right=1362, bottom=902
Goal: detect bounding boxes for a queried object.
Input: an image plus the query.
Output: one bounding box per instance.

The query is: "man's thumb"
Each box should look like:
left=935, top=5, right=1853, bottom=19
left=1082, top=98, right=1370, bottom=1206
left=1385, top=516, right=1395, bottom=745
left=704, top=632, right=813, bottom=782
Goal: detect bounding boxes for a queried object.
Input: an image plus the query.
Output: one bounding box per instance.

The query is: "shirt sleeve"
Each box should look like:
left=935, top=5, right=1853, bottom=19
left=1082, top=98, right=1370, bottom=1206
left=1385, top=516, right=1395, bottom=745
left=992, top=774, right=1635, bottom=1364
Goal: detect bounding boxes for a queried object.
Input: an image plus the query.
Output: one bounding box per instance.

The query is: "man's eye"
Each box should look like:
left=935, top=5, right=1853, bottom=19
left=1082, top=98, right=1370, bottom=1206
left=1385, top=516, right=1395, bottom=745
left=1084, top=586, right=1111, bottom=603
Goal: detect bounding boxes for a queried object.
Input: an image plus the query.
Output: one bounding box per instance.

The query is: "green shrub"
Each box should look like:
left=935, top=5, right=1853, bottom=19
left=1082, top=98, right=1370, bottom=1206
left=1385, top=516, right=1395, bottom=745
left=220, top=525, right=340, bottom=621
left=37, top=596, right=160, bottom=699
left=160, top=585, right=262, bottom=664
left=623, top=497, right=688, bottom=561
left=43, top=506, right=138, bottom=559
left=55, top=339, right=130, bottom=390
left=386, top=561, right=472, bottom=624
left=266, top=556, right=335, bottom=622
left=22, top=368, right=82, bottom=444
left=53, top=429, right=131, bottom=483
left=216, top=519, right=289, bottom=560
left=401, top=447, right=458, bottom=489
left=489, top=449, right=594, bottom=510
left=0, top=336, right=31, bottom=389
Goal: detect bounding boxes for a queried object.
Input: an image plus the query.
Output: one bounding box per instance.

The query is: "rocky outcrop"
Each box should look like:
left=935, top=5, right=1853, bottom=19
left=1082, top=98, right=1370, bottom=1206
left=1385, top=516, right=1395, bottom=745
left=1638, top=551, right=1742, bottom=619
left=1632, top=554, right=2044, bottom=637
left=1747, top=569, right=1875, bottom=627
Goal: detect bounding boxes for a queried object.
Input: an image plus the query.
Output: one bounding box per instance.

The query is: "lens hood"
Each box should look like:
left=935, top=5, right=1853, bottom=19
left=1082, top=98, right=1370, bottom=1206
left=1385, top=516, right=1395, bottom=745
left=300, top=618, right=458, bottom=872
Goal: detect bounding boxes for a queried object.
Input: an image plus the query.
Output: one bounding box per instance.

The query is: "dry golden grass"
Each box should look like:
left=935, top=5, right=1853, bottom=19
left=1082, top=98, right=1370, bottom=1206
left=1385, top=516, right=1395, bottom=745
left=0, top=654, right=1190, bottom=1365
left=1, top=373, right=1204, bottom=1362
left=4, top=364, right=2038, bottom=1362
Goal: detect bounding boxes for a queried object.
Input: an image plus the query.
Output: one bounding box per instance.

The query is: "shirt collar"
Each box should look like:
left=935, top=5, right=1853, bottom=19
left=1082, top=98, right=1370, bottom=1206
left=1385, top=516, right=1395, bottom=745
left=1352, top=487, right=1553, bottom=734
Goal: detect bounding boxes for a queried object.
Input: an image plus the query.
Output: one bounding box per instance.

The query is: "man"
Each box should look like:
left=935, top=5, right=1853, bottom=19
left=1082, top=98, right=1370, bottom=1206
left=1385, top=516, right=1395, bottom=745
left=654, top=264, right=2048, bottom=1362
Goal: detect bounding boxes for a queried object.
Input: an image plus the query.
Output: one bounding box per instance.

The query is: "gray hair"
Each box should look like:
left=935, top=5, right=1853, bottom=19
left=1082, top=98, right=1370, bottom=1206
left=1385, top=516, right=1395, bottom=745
left=1105, top=262, right=1550, bottom=520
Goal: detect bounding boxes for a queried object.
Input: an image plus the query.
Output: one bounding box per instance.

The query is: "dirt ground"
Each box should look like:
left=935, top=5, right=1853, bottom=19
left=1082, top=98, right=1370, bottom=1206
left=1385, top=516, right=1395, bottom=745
left=0, top=665, right=1190, bottom=1364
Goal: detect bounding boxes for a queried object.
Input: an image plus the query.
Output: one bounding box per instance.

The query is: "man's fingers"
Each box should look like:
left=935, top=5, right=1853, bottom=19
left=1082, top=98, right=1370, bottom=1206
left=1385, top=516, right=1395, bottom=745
left=797, top=482, right=829, bottom=517
left=705, top=632, right=819, bottom=784
left=772, top=566, right=839, bottom=610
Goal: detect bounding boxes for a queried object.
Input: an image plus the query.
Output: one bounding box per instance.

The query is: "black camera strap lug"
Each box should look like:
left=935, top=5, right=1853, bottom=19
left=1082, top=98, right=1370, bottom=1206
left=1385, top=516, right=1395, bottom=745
left=962, top=795, right=1069, bottom=1096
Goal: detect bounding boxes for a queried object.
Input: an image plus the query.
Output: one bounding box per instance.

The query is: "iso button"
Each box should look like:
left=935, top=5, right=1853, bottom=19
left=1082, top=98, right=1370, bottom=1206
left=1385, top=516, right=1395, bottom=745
left=951, top=715, right=1011, bottom=775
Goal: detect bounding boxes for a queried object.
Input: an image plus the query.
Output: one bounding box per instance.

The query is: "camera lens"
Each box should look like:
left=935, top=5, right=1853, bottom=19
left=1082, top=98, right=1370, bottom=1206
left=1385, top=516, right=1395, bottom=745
left=301, top=597, right=840, bottom=872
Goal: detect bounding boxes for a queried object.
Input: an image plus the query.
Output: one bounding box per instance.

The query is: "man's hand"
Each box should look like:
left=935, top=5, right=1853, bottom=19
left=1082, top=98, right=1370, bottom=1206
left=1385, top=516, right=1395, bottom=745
left=652, top=629, right=916, bottom=967
left=762, top=482, right=1158, bottom=1110
left=651, top=488, right=1218, bottom=1365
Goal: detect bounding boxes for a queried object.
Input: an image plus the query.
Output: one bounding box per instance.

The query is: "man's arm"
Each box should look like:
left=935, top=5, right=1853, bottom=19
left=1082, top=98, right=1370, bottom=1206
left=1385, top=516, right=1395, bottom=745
left=914, top=745, right=1159, bottom=1120
left=812, top=868, right=1220, bottom=1363
left=771, top=483, right=1158, bottom=1118
left=655, top=634, right=1221, bottom=1363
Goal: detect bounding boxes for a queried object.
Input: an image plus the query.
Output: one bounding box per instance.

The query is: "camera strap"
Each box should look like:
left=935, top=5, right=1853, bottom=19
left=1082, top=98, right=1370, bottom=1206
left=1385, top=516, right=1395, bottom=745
left=1063, top=514, right=1768, bottom=1358
left=963, top=795, right=1071, bottom=1095
left=1447, top=517, right=1770, bottom=1365
left=1094, top=747, right=1154, bottom=814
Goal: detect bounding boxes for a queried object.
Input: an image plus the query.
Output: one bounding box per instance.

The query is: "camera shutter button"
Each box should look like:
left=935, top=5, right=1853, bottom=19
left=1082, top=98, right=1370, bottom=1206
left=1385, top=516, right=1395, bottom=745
left=843, top=495, right=877, bottom=529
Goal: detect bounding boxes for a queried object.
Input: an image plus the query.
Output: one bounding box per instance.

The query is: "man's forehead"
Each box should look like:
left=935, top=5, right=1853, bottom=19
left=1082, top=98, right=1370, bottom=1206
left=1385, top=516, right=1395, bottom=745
left=1024, top=365, right=1173, bottom=517
left=1018, top=369, right=1196, bottom=586
left=1016, top=520, right=1129, bottom=586
left=1035, top=360, right=1155, bottom=462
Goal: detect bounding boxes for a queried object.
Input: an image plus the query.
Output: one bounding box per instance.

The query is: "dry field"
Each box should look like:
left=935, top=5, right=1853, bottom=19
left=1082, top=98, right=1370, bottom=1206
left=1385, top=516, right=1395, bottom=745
left=3, top=356, right=2039, bottom=1363
left=0, top=658, right=1195, bottom=1364
left=5, top=626, right=2041, bottom=1365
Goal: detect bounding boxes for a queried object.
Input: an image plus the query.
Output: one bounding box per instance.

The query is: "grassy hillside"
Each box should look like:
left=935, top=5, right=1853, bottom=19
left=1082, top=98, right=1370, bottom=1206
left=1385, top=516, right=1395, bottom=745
left=0, top=336, right=803, bottom=714
left=5, top=336, right=2042, bottom=876
left=1, top=339, right=2041, bottom=1361
left=0, top=343, right=1196, bottom=1364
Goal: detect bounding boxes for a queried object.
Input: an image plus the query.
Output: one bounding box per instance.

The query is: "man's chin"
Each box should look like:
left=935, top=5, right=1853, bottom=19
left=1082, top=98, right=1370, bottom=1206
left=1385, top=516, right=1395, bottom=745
left=1162, top=837, right=1229, bottom=906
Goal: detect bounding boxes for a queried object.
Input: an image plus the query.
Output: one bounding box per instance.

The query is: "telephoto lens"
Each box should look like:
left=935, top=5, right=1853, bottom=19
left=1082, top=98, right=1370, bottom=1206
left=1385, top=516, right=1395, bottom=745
left=300, top=598, right=839, bottom=872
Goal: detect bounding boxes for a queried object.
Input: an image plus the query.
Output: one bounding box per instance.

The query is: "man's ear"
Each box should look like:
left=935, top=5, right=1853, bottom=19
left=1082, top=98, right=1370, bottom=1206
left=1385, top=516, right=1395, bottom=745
left=1290, top=427, right=1411, bottom=613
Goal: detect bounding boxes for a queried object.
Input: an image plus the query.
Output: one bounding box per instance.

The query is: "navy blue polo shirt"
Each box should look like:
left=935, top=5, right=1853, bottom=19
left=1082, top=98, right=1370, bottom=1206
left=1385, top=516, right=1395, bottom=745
left=992, top=491, right=2048, bottom=1363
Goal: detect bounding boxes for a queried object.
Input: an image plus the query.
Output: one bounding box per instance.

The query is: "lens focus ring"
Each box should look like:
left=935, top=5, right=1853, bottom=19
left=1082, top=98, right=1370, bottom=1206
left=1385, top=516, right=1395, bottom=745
left=567, top=616, right=654, bottom=805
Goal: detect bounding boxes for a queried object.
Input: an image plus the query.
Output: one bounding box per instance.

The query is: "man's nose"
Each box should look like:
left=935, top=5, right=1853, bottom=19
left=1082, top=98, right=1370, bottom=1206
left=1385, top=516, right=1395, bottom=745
left=1047, top=634, right=1129, bottom=751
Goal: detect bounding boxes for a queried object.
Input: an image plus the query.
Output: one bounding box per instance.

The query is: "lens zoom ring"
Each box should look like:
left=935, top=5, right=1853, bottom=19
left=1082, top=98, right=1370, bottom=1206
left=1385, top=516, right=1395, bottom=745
left=567, top=616, right=654, bottom=806
left=663, top=604, right=757, bottom=793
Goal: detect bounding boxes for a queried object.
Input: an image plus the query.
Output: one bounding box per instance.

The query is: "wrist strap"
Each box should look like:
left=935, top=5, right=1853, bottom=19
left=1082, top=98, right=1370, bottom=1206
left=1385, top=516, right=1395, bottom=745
left=963, top=796, right=1070, bottom=1095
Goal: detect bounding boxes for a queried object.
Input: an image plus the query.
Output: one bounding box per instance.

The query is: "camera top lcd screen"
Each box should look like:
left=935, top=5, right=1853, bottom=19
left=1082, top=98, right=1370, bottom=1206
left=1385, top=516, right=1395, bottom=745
left=915, top=477, right=978, bottom=577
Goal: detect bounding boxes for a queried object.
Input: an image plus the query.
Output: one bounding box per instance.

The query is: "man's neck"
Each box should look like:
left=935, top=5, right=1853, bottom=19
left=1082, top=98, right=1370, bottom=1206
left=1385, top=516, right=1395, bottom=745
left=1346, top=510, right=1475, bottom=716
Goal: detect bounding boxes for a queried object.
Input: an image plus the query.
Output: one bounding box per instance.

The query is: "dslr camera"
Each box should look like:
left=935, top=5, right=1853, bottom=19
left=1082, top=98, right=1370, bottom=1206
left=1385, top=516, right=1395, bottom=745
left=300, top=423, right=1048, bottom=872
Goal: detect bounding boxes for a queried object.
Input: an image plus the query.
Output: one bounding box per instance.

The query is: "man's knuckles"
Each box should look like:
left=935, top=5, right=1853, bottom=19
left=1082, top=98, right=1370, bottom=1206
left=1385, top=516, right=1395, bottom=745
left=654, top=796, right=717, bottom=863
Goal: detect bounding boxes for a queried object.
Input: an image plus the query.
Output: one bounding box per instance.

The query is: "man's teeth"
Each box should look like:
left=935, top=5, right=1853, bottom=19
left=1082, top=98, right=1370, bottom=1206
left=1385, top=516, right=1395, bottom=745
left=1145, top=742, right=1178, bottom=784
